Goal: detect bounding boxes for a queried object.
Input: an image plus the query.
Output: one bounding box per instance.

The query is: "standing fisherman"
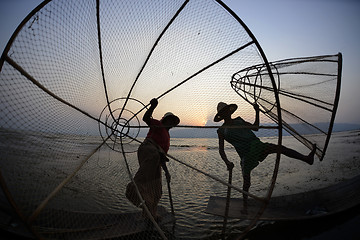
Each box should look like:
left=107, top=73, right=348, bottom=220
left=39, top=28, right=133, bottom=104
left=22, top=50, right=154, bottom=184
left=126, top=98, right=180, bottom=221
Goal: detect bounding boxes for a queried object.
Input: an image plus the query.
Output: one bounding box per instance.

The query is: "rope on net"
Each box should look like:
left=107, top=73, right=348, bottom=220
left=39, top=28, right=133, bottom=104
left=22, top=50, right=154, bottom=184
left=4, top=44, right=279, bottom=240
left=28, top=137, right=110, bottom=224
left=94, top=14, right=275, bottom=237
left=3, top=55, right=114, bottom=223
left=114, top=0, right=190, bottom=124
left=231, top=53, right=342, bottom=161
left=0, top=1, right=342, bottom=238
left=114, top=114, right=282, bottom=239
left=0, top=64, right=280, bottom=239
left=99, top=110, right=281, bottom=238
left=2, top=49, right=280, bottom=240
left=4, top=54, right=173, bottom=239
left=0, top=0, right=287, bottom=239
left=119, top=136, right=168, bottom=240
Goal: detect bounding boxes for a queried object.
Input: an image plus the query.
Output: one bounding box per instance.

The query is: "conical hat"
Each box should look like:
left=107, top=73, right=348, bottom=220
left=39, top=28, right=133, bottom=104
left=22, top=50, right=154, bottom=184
left=213, top=102, right=237, bottom=122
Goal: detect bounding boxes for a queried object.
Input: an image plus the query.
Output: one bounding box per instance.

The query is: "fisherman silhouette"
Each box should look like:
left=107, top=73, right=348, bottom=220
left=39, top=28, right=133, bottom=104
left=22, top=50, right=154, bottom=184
left=126, top=98, right=180, bottom=221
left=215, top=102, right=316, bottom=213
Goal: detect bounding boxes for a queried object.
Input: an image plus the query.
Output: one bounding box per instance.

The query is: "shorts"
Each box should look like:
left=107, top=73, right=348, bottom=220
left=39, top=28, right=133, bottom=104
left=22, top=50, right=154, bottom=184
left=241, top=139, right=269, bottom=175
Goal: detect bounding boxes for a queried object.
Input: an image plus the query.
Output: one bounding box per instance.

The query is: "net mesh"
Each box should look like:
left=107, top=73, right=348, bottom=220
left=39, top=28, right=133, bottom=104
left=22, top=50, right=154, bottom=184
left=0, top=0, right=342, bottom=239
left=231, top=54, right=342, bottom=160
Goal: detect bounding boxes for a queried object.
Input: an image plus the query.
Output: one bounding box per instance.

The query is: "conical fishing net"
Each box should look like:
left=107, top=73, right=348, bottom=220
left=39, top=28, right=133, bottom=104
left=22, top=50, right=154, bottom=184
left=0, top=0, right=341, bottom=239
left=231, top=54, right=342, bottom=161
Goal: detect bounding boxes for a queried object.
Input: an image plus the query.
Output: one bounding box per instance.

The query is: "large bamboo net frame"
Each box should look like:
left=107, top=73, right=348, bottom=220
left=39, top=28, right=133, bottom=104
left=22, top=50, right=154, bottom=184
left=0, top=0, right=340, bottom=239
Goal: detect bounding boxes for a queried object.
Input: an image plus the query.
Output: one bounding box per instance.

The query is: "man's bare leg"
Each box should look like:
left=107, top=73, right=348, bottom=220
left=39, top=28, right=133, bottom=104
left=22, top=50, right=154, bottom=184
left=241, top=173, right=251, bottom=214
left=265, top=143, right=317, bottom=165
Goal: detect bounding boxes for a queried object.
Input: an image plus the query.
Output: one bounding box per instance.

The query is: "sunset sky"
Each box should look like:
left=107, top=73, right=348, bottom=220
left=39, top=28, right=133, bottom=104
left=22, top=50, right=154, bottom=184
left=1, top=0, right=359, bottom=125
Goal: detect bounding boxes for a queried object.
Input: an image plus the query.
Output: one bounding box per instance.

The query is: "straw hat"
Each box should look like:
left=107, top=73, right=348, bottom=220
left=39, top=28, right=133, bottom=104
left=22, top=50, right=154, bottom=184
left=162, top=112, right=180, bottom=126
left=214, top=102, right=238, bottom=122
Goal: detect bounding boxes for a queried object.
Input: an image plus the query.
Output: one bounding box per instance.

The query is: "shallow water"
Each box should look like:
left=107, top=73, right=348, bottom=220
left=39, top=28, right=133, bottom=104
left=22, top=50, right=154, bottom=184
left=0, top=129, right=359, bottom=239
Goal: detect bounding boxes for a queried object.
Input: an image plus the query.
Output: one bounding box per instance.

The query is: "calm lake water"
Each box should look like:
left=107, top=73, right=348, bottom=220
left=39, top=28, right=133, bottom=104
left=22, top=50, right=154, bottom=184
left=0, top=129, right=359, bottom=239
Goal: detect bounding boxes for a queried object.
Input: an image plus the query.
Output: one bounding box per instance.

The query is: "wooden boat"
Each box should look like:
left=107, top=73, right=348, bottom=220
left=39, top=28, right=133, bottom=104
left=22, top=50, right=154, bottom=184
left=205, top=175, right=360, bottom=221
left=1, top=205, right=174, bottom=240
left=33, top=206, right=174, bottom=239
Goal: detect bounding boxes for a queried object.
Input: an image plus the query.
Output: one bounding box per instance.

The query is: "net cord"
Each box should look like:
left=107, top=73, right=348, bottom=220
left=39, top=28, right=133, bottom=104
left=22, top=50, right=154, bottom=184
left=263, top=107, right=321, bottom=156
left=0, top=0, right=52, bottom=71
left=115, top=41, right=255, bottom=134
left=113, top=124, right=268, bottom=201
left=2, top=56, right=127, bottom=228
left=157, top=42, right=254, bottom=101
left=109, top=0, right=283, bottom=234
left=114, top=0, right=190, bottom=127
left=231, top=53, right=343, bottom=161
left=245, top=92, right=321, bottom=156
left=27, top=136, right=110, bottom=224
left=167, top=153, right=264, bottom=201
left=278, top=88, right=334, bottom=111
left=234, top=107, right=282, bottom=240
left=271, top=54, right=340, bottom=66
left=5, top=56, right=104, bottom=127
left=0, top=1, right=107, bottom=236
left=3, top=54, right=168, bottom=236
left=321, top=53, right=342, bottom=161
left=4, top=49, right=274, bottom=240
left=217, top=1, right=283, bottom=238
left=119, top=134, right=168, bottom=240
left=110, top=0, right=189, bottom=152
left=112, top=127, right=270, bottom=240
left=0, top=169, right=43, bottom=239
left=96, top=0, right=116, bottom=123
left=236, top=80, right=335, bottom=112
left=231, top=81, right=323, bottom=155
left=0, top=0, right=285, bottom=238
left=234, top=55, right=339, bottom=79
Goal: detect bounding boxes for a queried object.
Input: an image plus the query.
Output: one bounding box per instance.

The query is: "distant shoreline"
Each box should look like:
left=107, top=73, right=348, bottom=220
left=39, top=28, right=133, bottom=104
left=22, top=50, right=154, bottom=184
left=167, top=123, right=360, bottom=138
left=1, top=123, right=359, bottom=139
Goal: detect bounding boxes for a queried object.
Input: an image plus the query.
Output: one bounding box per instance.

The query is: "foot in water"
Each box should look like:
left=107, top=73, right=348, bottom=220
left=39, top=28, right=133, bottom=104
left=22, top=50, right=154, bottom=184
left=306, top=144, right=317, bottom=165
